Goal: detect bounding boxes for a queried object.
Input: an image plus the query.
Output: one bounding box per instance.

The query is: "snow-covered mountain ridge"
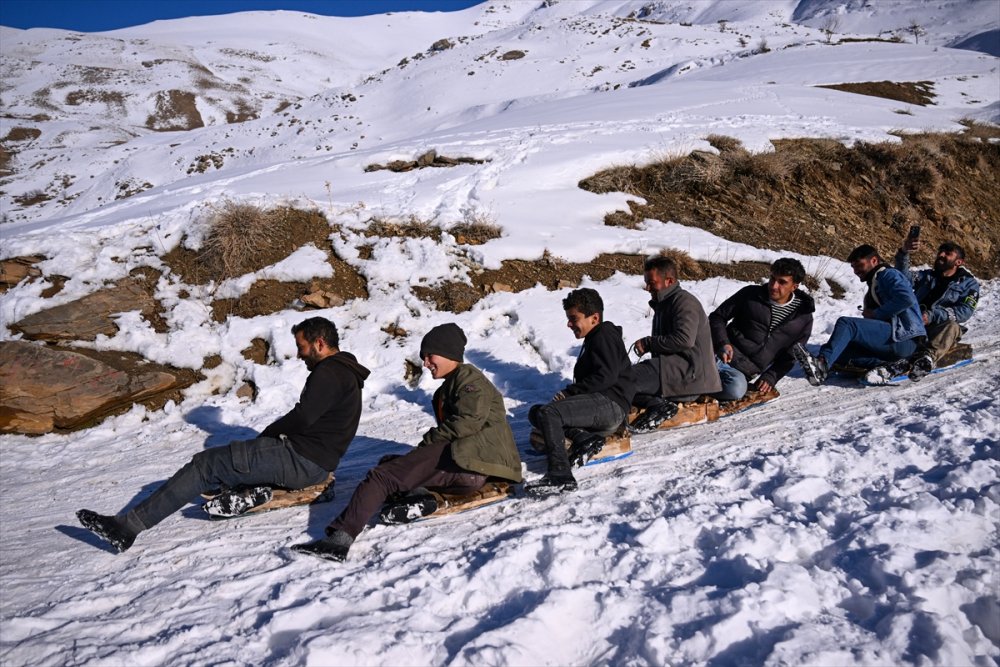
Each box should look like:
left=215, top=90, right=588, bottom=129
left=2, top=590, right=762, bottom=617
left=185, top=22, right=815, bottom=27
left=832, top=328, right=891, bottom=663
left=1, top=0, right=996, bottom=228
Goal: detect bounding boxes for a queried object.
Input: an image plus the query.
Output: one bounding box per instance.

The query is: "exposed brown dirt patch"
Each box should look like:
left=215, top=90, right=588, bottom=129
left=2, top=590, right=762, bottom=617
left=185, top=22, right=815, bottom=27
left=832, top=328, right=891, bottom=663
left=580, top=130, right=1000, bottom=277
left=817, top=81, right=935, bottom=106
left=3, top=127, right=41, bottom=142
left=410, top=252, right=834, bottom=314
left=212, top=280, right=308, bottom=322
left=145, top=90, right=204, bottom=132
left=161, top=205, right=367, bottom=321
left=364, top=217, right=442, bottom=241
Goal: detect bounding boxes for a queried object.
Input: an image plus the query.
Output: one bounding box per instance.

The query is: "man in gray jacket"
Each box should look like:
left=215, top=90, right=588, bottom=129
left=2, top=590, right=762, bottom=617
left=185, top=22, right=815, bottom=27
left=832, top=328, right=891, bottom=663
left=630, top=255, right=721, bottom=433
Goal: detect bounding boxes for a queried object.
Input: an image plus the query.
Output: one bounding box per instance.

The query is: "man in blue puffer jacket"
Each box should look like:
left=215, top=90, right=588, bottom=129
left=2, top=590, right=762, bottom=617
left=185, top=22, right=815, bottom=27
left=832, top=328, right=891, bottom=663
left=793, top=245, right=926, bottom=386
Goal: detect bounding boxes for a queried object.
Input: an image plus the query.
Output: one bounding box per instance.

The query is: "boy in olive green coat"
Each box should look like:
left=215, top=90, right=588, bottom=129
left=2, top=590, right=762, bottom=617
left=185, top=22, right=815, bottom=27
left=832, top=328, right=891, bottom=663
left=293, top=323, right=522, bottom=562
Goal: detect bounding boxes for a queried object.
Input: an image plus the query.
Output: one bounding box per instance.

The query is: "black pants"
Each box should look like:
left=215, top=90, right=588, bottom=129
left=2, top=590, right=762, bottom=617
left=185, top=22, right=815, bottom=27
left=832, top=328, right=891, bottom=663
left=329, top=442, right=486, bottom=538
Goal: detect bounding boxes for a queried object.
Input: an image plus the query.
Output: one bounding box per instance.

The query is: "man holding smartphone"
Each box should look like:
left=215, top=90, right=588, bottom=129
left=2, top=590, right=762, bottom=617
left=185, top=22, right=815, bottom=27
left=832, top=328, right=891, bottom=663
left=891, top=228, right=980, bottom=380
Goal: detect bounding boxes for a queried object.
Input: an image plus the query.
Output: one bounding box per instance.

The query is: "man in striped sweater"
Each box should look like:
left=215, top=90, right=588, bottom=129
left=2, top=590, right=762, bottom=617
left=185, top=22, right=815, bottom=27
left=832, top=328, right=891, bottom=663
left=709, top=258, right=815, bottom=401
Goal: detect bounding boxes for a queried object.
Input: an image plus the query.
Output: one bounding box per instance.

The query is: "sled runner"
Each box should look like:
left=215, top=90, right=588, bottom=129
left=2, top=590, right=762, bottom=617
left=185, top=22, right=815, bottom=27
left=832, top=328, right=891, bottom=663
left=201, top=473, right=335, bottom=518
left=628, top=387, right=781, bottom=432
left=834, top=343, right=973, bottom=384
left=528, top=427, right=633, bottom=466
left=377, top=479, right=512, bottom=525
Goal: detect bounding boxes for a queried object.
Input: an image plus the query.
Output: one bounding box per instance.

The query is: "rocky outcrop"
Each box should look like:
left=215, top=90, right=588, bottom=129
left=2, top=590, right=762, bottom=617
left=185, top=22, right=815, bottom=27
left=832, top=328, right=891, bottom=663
left=364, top=150, right=487, bottom=173
left=0, top=341, right=197, bottom=435
left=10, top=277, right=161, bottom=341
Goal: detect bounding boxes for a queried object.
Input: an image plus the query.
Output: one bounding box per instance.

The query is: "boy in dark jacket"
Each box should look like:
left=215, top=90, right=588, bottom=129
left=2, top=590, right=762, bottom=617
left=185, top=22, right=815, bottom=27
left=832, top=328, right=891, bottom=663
left=526, top=288, right=635, bottom=495
left=77, top=317, right=370, bottom=553
left=293, top=323, right=522, bottom=562
left=709, top=258, right=814, bottom=400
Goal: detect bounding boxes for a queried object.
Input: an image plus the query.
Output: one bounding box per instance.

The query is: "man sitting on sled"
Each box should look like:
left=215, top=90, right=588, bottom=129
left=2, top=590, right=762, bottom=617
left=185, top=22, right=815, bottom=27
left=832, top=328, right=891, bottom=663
left=709, top=258, right=814, bottom=400
left=292, top=323, right=522, bottom=562
left=78, top=317, right=370, bottom=553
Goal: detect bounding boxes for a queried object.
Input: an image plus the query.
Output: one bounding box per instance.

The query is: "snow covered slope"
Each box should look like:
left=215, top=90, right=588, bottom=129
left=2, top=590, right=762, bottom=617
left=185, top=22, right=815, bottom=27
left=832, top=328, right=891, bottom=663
left=0, top=1, right=997, bottom=665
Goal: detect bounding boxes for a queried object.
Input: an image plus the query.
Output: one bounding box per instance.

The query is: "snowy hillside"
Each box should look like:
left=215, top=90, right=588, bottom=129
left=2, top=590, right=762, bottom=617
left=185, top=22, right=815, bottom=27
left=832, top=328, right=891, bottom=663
left=1, top=1, right=998, bottom=665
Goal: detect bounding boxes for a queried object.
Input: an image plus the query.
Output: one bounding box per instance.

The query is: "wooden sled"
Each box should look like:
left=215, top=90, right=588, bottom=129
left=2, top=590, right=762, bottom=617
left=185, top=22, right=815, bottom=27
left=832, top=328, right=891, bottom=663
left=832, top=343, right=973, bottom=377
left=424, top=480, right=512, bottom=518
left=528, top=426, right=632, bottom=465
left=201, top=473, right=335, bottom=517
left=378, top=480, right=512, bottom=525
left=628, top=387, right=780, bottom=432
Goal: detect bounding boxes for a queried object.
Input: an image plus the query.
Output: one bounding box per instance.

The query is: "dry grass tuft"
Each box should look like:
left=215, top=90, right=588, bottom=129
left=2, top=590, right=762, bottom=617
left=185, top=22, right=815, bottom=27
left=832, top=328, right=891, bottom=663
left=198, top=202, right=290, bottom=280
left=656, top=248, right=703, bottom=279
left=579, top=131, right=1000, bottom=277
left=450, top=210, right=503, bottom=245
left=705, top=134, right=745, bottom=154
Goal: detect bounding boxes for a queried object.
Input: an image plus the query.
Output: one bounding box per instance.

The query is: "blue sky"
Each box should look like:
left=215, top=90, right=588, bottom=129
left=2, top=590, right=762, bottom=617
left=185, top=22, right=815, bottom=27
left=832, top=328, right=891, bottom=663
left=0, top=0, right=483, bottom=32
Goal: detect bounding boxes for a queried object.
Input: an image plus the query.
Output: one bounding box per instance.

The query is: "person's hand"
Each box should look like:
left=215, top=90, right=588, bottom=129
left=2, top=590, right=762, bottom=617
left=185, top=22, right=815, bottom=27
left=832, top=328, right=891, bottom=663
left=552, top=391, right=566, bottom=401
left=755, top=379, right=772, bottom=394
left=720, top=344, right=734, bottom=364
left=922, top=312, right=929, bottom=325
left=902, top=236, right=922, bottom=253
left=632, top=338, right=647, bottom=356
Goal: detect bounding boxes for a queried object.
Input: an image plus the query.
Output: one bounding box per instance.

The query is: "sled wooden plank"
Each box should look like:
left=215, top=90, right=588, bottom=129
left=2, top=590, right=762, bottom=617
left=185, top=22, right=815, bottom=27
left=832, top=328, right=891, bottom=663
left=427, top=481, right=511, bottom=517
left=717, top=387, right=780, bottom=417
left=834, top=343, right=973, bottom=377
left=201, top=473, right=335, bottom=515
left=528, top=428, right=631, bottom=456
left=598, top=430, right=631, bottom=458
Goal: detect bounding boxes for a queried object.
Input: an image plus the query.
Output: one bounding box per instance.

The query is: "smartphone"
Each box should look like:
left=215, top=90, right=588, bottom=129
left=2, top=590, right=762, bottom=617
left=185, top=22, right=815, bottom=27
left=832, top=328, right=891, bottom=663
left=907, top=225, right=921, bottom=240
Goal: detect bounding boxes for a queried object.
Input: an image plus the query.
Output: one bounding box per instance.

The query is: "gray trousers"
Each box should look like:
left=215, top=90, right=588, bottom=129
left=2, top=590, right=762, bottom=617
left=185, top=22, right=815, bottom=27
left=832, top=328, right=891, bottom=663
left=529, top=394, right=626, bottom=475
left=126, top=436, right=328, bottom=532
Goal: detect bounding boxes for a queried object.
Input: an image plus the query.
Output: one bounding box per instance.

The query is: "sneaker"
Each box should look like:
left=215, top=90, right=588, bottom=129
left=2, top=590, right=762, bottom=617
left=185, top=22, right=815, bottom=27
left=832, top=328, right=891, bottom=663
left=629, top=401, right=679, bottom=434
left=524, top=473, right=578, bottom=497
left=203, top=485, right=273, bottom=518
left=291, top=529, right=354, bottom=562
left=792, top=343, right=828, bottom=386
left=378, top=491, right=438, bottom=525
left=77, top=509, right=137, bottom=553
left=908, top=354, right=934, bottom=382
left=862, top=358, right=911, bottom=386
left=568, top=434, right=605, bottom=467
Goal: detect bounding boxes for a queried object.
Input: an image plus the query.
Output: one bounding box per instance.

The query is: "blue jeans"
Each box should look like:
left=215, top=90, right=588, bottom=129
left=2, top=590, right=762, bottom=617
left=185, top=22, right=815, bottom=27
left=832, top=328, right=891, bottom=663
left=820, top=317, right=920, bottom=368
left=529, top=394, right=626, bottom=475
left=713, top=360, right=748, bottom=401
left=127, top=436, right=329, bottom=531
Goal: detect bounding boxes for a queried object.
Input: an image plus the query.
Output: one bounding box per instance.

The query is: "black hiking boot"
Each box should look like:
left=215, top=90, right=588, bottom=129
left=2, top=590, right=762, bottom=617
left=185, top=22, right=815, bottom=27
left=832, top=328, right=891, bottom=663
left=525, top=473, right=578, bottom=497
left=378, top=489, right=439, bottom=525
left=203, top=485, right=273, bottom=518
left=291, top=529, right=354, bottom=563
left=862, top=358, right=912, bottom=386
left=908, top=353, right=934, bottom=382
left=568, top=434, right=606, bottom=467
left=792, top=343, right=828, bottom=386
left=77, top=509, right=137, bottom=553
left=629, top=401, right=679, bottom=434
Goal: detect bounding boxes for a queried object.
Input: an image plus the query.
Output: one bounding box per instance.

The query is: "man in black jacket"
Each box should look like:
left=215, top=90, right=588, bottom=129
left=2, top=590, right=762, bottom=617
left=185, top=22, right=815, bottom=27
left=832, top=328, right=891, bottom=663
left=709, top=258, right=814, bottom=400
left=526, top=288, right=635, bottom=495
left=77, top=317, right=370, bottom=553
